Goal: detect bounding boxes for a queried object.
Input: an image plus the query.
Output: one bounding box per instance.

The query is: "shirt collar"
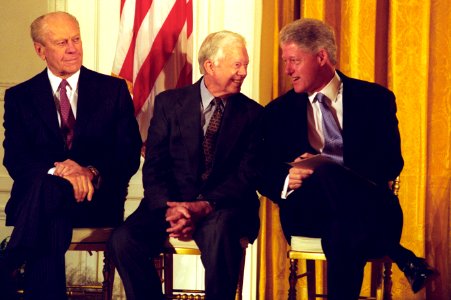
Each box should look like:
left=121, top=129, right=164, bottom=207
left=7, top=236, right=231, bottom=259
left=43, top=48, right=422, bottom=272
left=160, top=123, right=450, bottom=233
left=308, top=71, right=341, bottom=103
left=200, top=77, right=226, bottom=108
left=47, top=68, right=81, bottom=93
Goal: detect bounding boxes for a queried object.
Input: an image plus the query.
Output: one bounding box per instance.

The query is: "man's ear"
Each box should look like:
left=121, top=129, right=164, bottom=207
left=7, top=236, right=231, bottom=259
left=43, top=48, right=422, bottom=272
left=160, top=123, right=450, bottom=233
left=203, top=59, right=215, bottom=75
left=33, top=42, right=46, bottom=61
left=317, top=49, right=328, bottom=66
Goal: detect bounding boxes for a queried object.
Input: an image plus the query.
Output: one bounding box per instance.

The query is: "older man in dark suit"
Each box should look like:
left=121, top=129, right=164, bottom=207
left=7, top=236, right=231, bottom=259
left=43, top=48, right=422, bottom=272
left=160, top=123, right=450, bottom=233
left=108, top=30, right=262, bottom=300
left=0, top=11, right=142, bottom=300
left=259, top=18, right=437, bottom=300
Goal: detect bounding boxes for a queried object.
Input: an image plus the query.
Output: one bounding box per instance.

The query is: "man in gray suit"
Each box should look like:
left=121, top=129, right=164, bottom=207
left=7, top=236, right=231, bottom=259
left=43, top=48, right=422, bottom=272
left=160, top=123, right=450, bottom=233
left=0, top=12, right=142, bottom=299
left=108, top=31, right=262, bottom=300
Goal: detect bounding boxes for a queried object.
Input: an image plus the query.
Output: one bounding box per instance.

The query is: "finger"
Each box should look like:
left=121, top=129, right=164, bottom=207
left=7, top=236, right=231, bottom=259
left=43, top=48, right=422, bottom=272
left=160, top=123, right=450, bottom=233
left=165, top=214, right=182, bottom=222
left=74, top=178, right=85, bottom=202
left=53, top=164, right=65, bottom=176
left=86, top=180, right=94, bottom=201
left=75, top=176, right=89, bottom=202
left=166, top=220, right=186, bottom=233
left=293, top=157, right=303, bottom=162
left=172, top=206, right=191, bottom=219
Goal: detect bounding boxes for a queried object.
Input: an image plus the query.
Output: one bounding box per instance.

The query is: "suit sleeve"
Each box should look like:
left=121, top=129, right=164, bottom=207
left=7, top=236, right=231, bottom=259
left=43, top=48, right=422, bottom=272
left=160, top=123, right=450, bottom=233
left=105, top=80, right=142, bottom=185
left=3, top=87, right=54, bottom=181
left=201, top=107, right=263, bottom=209
left=141, top=93, right=173, bottom=211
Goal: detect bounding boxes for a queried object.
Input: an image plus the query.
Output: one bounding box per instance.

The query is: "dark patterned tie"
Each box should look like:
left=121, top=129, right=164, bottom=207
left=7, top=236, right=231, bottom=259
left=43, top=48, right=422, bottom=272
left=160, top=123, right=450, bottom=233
left=316, top=93, right=343, bottom=164
left=202, top=98, right=224, bottom=181
left=59, top=79, right=76, bottom=149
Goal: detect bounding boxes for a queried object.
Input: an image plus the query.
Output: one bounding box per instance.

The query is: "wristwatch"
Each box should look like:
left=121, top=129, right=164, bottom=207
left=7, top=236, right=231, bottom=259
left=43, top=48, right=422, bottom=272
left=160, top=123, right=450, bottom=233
left=87, top=165, right=101, bottom=188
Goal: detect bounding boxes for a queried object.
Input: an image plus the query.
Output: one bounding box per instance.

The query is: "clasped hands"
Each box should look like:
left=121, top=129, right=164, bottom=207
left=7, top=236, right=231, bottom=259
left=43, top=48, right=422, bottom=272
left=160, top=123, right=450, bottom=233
left=288, top=152, right=315, bottom=191
left=165, top=201, right=213, bottom=240
left=53, top=159, right=95, bottom=202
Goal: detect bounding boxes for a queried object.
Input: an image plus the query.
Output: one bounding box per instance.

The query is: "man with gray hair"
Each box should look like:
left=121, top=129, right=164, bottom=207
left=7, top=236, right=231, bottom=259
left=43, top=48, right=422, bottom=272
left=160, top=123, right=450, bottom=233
left=259, top=18, right=437, bottom=299
left=108, top=30, right=262, bottom=300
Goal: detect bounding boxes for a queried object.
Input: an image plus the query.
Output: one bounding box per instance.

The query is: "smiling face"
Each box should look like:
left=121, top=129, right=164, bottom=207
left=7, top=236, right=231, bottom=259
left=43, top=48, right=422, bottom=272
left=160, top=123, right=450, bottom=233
left=33, top=13, right=83, bottom=79
left=203, top=43, right=249, bottom=98
left=281, top=42, right=334, bottom=94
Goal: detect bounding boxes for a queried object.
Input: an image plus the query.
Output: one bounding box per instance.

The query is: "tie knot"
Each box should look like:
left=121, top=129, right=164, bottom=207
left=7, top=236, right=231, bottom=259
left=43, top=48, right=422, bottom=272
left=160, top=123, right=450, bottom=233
left=59, top=79, right=69, bottom=91
left=315, top=92, right=326, bottom=103
left=213, top=97, right=223, bottom=107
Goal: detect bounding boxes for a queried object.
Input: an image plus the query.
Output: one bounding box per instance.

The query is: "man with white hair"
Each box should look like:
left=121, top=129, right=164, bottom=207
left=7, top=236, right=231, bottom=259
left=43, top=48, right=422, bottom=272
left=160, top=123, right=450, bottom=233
left=109, top=31, right=262, bottom=300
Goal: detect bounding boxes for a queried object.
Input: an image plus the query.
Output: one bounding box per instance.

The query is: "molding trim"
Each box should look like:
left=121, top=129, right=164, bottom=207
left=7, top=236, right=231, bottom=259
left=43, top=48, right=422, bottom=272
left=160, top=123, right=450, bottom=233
left=48, top=0, right=67, bottom=11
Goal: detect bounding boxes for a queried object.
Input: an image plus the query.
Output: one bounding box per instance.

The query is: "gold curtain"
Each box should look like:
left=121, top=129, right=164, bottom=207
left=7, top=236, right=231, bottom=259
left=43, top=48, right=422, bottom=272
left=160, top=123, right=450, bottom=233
left=257, top=0, right=451, bottom=299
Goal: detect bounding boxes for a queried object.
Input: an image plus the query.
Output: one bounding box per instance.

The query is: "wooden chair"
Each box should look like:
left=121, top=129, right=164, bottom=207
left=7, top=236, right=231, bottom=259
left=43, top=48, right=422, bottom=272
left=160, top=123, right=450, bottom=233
left=288, top=248, right=392, bottom=300
left=287, top=177, right=400, bottom=300
left=67, top=227, right=115, bottom=300
left=159, top=237, right=248, bottom=300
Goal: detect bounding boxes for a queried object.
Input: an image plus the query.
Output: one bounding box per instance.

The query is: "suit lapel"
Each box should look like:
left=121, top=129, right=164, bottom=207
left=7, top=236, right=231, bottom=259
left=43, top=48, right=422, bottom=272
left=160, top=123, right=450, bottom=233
left=76, top=67, right=91, bottom=132
left=338, top=71, right=356, bottom=147
left=175, top=82, right=203, bottom=168
left=213, top=94, right=247, bottom=168
left=31, top=70, right=64, bottom=141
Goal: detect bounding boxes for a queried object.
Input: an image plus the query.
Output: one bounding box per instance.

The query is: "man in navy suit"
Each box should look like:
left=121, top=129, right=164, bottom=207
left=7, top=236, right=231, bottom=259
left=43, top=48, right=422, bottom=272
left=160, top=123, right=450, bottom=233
left=259, top=18, right=437, bottom=299
left=108, top=31, right=262, bottom=300
left=0, top=12, right=142, bottom=299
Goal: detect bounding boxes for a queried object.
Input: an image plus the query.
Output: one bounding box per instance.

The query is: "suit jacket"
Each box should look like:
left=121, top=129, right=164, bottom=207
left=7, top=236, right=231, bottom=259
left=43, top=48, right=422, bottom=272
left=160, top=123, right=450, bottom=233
left=3, top=66, right=142, bottom=227
left=141, top=78, right=263, bottom=241
left=260, top=70, right=404, bottom=202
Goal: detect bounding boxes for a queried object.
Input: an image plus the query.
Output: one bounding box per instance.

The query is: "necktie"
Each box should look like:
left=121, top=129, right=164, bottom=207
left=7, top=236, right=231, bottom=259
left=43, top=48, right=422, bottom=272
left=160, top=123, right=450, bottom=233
left=59, top=79, right=76, bottom=149
left=316, top=93, right=343, bottom=163
left=202, top=98, right=224, bottom=181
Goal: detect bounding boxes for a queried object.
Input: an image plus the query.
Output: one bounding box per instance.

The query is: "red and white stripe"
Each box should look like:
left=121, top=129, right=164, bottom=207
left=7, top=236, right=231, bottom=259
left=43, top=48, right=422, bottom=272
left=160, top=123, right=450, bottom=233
left=112, top=0, right=193, bottom=141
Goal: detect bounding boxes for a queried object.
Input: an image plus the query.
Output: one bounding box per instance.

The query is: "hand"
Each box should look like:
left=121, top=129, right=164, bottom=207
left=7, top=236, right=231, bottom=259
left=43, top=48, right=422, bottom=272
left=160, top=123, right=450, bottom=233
left=167, top=217, right=195, bottom=240
left=165, top=201, right=213, bottom=239
left=165, top=205, right=194, bottom=239
left=62, top=172, right=95, bottom=202
left=167, top=201, right=213, bottom=221
left=288, top=152, right=315, bottom=190
left=54, top=159, right=90, bottom=178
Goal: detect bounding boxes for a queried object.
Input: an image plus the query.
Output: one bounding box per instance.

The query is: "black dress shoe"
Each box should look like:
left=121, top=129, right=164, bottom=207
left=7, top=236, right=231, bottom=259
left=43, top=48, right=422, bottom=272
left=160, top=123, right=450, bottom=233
left=402, top=257, right=439, bottom=293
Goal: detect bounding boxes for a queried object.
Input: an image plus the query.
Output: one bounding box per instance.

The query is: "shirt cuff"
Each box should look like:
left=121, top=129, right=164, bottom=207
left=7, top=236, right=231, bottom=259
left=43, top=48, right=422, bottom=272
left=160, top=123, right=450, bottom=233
left=48, top=167, right=56, bottom=175
left=281, top=175, right=293, bottom=199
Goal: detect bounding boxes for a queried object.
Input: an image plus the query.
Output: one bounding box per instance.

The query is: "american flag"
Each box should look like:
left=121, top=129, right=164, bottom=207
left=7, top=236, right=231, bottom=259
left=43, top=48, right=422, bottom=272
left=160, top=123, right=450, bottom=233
left=112, top=0, right=193, bottom=141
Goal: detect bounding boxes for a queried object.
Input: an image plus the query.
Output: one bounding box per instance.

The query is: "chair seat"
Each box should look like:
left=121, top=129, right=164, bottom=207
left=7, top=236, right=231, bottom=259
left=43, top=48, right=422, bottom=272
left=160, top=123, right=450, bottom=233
left=161, top=237, right=249, bottom=300
left=71, top=227, right=113, bottom=242
left=288, top=235, right=392, bottom=300
left=164, top=237, right=201, bottom=255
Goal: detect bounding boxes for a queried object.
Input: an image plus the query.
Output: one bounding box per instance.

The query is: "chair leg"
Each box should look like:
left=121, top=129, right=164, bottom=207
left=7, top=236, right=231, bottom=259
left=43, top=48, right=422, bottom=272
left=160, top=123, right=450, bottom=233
left=288, top=258, right=298, bottom=300
left=370, top=260, right=383, bottom=300
left=102, top=249, right=115, bottom=300
left=306, top=260, right=317, bottom=300
left=163, top=253, right=174, bottom=297
left=235, top=246, right=246, bottom=300
left=383, top=260, right=392, bottom=300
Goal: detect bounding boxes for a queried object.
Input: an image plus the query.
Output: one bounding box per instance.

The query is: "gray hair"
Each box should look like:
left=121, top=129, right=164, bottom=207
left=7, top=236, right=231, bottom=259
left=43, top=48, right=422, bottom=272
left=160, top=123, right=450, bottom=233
left=30, top=11, right=79, bottom=44
left=198, top=30, right=246, bottom=74
left=279, top=18, right=337, bottom=65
